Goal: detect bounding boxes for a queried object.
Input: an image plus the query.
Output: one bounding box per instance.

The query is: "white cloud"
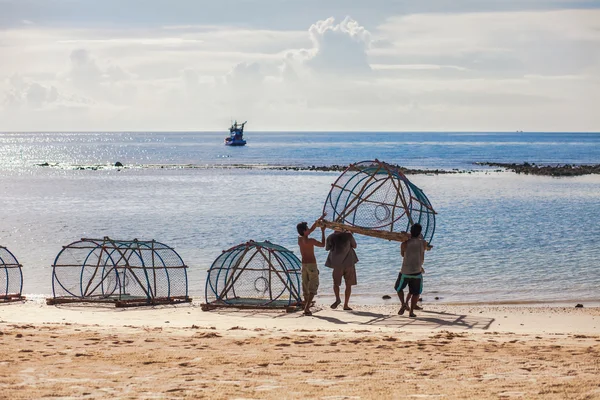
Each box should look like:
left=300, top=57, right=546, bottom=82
left=305, top=17, right=372, bottom=74
left=26, top=82, right=58, bottom=108
left=3, top=75, right=59, bottom=110
left=226, top=62, right=263, bottom=85
left=0, top=6, right=598, bottom=131
left=68, top=49, right=103, bottom=87
left=373, top=9, right=600, bottom=77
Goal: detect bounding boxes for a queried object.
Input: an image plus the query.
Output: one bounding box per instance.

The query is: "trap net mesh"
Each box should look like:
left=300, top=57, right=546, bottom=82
left=204, top=241, right=302, bottom=309
left=0, top=246, right=24, bottom=301
left=48, top=237, right=190, bottom=306
left=323, top=160, right=437, bottom=243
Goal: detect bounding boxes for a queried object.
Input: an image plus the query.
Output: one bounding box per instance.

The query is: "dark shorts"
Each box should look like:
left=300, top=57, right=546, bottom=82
left=394, top=273, right=423, bottom=295
left=332, top=265, right=357, bottom=286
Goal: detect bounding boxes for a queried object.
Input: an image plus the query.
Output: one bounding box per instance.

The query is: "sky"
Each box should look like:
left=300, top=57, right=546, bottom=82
left=1, top=0, right=599, bottom=132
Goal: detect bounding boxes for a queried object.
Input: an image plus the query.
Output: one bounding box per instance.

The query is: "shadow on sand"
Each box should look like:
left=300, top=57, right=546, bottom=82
left=349, top=309, right=495, bottom=330
left=210, top=307, right=494, bottom=330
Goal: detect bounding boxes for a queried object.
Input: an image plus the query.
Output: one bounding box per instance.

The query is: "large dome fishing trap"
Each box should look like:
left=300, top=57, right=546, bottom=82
left=0, top=246, right=24, bottom=302
left=321, top=160, right=436, bottom=243
left=47, top=237, right=191, bottom=307
left=203, top=241, right=302, bottom=311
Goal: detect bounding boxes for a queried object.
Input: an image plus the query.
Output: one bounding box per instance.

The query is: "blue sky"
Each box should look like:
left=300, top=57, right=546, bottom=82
left=1, top=0, right=599, bottom=131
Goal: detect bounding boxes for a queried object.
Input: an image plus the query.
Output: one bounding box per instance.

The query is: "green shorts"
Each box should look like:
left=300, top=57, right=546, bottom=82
left=302, top=263, right=319, bottom=296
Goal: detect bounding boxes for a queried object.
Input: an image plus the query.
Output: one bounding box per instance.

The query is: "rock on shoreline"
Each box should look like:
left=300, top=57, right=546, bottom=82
left=273, top=164, right=456, bottom=175
left=35, top=161, right=600, bottom=176
left=35, top=162, right=458, bottom=175
left=475, top=162, right=600, bottom=176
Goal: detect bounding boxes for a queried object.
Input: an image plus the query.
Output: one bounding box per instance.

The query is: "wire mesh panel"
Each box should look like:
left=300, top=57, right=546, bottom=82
left=322, top=160, right=437, bottom=244
left=47, top=237, right=191, bottom=307
left=0, top=246, right=24, bottom=302
left=204, top=241, right=302, bottom=310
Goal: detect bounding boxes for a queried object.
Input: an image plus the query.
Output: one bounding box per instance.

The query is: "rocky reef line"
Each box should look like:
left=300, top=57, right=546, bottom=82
left=474, top=162, right=600, bottom=176
left=35, top=162, right=458, bottom=175
left=35, top=161, right=600, bottom=176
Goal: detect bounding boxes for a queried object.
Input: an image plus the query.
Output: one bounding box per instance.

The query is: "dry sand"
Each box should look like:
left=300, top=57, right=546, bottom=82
left=1, top=300, right=599, bottom=399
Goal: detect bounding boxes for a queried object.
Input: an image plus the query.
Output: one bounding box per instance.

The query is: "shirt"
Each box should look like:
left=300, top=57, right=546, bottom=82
left=325, top=232, right=358, bottom=269
left=401, top=238, right=426, bottom=275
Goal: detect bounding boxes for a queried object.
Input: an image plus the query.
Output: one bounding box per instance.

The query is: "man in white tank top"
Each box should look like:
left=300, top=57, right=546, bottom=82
left=395, top=223, right=428, bottom=317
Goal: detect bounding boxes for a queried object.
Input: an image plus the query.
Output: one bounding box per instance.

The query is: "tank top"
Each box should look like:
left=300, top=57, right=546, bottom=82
left=401, top=238, right=424, bottom=275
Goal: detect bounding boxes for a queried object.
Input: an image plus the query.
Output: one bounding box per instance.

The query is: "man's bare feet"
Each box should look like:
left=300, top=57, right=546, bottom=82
left=343, top=306, right=352, bottom=311
left=398, top=305, right=407, bottom=315
left=330, top=300, right=341, bottom=309
left=409, top=311, right=417, bottom=318
left=303, top=310, right=312, bottom=316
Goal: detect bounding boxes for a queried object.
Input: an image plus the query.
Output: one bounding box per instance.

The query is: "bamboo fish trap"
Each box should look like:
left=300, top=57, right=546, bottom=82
left=202, top=240, right=302, bottom=311
left=319, top=160, right=436, bottom=244
left=47, top=237, right=191, bottom=307
left=0, top=246, right=25, bottom=302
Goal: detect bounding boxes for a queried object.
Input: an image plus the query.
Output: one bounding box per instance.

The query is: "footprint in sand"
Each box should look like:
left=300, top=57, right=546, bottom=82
left=194, top=332, right=221, bottom=338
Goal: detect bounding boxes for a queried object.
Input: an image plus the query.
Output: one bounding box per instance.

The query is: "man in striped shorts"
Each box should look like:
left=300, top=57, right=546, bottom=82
left=395, top=223, right=428, bottom=318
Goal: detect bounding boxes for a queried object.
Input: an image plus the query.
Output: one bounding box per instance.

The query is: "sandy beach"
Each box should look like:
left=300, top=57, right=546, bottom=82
left=1, top=300, right=599, bottom=399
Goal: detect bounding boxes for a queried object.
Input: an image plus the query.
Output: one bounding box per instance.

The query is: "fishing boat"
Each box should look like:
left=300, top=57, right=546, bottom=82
left=225, top=120, right=247, bottom=146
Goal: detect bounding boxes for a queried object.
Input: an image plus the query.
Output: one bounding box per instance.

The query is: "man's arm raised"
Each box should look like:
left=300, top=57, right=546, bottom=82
left=312, top=226, right=326, bottom=248
left=307, top=213, right=327, bottom=236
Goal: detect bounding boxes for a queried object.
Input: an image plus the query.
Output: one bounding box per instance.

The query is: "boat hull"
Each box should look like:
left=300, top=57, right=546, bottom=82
left=225, top=140, right=246, bottom=146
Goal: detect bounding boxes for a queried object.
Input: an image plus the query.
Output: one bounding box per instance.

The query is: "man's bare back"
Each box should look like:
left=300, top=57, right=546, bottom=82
left=298, top=235, right=322, bottom=263
left=296, top=219, right=326, bottom=316
left=298, top=218, right=325, bottom=260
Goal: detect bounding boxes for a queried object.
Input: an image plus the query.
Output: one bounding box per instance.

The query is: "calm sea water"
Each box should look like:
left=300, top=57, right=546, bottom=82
left=1, top=131, right=599, bottom=304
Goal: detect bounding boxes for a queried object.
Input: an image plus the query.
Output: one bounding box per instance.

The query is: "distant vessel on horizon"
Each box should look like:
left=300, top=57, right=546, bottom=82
left=225, top=120, right=247, bottom=146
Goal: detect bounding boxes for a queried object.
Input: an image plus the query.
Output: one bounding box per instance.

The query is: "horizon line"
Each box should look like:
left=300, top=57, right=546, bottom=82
left=1, top=130, right=600, bottom=134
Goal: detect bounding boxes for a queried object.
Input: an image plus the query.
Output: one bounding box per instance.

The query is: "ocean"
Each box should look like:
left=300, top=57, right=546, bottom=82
left=1, top=131, right=599, bottom=305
